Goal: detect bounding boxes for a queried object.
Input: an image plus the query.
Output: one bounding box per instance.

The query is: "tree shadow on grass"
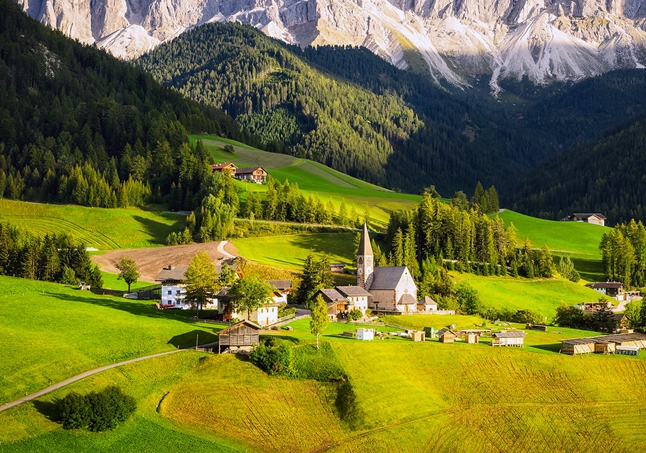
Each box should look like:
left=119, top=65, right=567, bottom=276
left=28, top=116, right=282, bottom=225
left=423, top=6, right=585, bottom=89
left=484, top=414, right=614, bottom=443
left=32, top=400, right=60, bottom=423
left=289, top=234, right=354, bottom=261
left=132, top=215, right=180, bottom=246
left=168, top=330, right=219, bottom=349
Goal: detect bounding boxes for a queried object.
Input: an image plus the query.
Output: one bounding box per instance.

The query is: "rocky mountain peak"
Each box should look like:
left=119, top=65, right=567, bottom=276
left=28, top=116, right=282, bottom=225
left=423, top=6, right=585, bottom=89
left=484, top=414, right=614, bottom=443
left=16, top=0, right=646, bottom=90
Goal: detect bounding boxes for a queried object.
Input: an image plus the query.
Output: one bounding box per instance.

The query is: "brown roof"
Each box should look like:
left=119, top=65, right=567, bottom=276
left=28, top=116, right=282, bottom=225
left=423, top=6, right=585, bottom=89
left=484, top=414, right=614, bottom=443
left=235, top=167, right=266, bottom=175
left=418, top=296, right=438, bottom=306
left=438, top=328, right=457, bottom=337
left=320, top=289, right=347, bottom=303
left=155, top=265, right=188, bottom=282
left=337, top=286, right=372, bottom=298
left=587, top=282, right=624, bottom=289
left=573, top=213, right=607, bottom=220
left=218, top=319, right=262, bottom=335
left=398, top=293, right=417, bottom=305
left=493, top=331, right=526, bottom=338
left=211, top=163, right=237, bottom=171
left=267, top=280, right=292, bottom=290
left=561, top=333, right=646, bottom=345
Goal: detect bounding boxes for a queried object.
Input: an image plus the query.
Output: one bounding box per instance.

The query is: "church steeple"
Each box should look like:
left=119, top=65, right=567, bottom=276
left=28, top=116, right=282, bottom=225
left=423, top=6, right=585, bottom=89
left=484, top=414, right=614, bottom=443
left=357, top=223, right=374, bottom=289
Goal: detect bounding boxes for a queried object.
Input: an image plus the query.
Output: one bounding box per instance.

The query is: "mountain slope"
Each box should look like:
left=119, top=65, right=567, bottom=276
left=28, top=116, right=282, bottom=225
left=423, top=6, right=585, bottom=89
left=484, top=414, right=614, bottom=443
left=137, top=22, right=557, bottom=194
left=508, top=115, right=646, bottom=224
left=15, top=0, right=646, bottom=88
left=0, top=0, right=246, bottom=210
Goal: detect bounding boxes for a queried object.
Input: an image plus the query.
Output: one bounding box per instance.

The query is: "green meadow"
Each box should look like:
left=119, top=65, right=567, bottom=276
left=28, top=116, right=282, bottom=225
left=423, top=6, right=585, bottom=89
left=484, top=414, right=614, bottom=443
left=453, top=273, right=603, bottom=319
left=3, top=308, right=646, bottom=453
left=190, top=134, right=422, bottom=228
left=0, top=276, right=222, bottom=406
left=0, top=200, right=182, bottom=250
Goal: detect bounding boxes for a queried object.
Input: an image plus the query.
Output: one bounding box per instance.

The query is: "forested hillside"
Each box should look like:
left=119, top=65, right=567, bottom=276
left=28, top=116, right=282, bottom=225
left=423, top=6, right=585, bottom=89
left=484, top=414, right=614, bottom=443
left=137, top=24, right=548, bottom=194
left=509, top=115, right=646, bottom=225
left=0, top=0, right=247, bottom=210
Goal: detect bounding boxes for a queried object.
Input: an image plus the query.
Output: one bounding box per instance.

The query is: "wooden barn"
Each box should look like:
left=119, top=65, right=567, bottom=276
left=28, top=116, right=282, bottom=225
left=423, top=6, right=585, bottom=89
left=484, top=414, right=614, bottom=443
left=492, top=331, right=525, bottom=347
left=438, top=328, right=456, bottom=344
left=560, top=333, right=646, bottom=355
left=218, top=320, right=261, bottom=353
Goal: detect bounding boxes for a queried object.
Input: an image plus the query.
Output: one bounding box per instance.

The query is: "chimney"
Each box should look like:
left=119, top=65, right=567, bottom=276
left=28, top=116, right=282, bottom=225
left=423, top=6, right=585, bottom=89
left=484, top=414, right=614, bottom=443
left=168, top=264, right=173, bottom=270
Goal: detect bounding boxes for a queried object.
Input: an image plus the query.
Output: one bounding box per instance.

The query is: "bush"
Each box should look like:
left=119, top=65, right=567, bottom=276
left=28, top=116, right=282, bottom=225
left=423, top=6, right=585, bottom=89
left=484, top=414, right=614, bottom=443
left=250, top=338, right=293, bottom=376
left=59, top=386, right=136, bottom=432
left=278, top=306, right=296, bottom=318
left=347, top=308, right=363, bottom=322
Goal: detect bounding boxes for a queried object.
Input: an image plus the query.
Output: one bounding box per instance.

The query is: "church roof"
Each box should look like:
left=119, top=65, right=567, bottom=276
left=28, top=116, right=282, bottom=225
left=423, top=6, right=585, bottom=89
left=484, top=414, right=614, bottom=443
left=418, top=296, right=438, bottom=306
left=398, top=293, right=417, bottom=305
left=358, top=223, right=373, bottom=256
left=369, top=266, right=408, bottom=290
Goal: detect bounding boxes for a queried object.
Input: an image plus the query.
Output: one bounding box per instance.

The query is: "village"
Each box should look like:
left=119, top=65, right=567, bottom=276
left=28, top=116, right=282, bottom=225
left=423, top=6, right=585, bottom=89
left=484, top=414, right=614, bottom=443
left=147, top=223, right=646, bottom=358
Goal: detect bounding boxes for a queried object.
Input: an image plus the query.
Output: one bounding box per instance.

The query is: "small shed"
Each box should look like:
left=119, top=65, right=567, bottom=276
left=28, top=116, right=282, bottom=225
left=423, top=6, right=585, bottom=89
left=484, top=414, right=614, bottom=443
left=411, top=330, right=426, bottom=342
left=218, top=320, right=261, bottom=353
left=438, top=328, right=457, bottom=344
left=465, top=333, right=479, bottom=344
left=329, top=263, right=346, bottom=273
left=356, top=328, right=374, bottom=341
left=560, top=338, right=596, bottom=355
left=525, top=323, right=548, bottom=332
left=492, top=331, right=525, bottom=347
left=594, top=341, right=616, bottom=355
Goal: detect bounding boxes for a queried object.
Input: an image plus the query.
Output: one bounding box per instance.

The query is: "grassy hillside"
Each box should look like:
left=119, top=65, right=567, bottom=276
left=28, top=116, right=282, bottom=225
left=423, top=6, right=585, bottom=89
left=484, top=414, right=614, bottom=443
left=4, top=315, right=646, bottom=452
left=0, top=276, right=221, bottom=405
left=453, top=274, right=604, bottom=319
left=191, top=134, right=422, bottom=228
left=495, top=209, right=606, bottom=281
left=0, top=200, right=182, bottom=249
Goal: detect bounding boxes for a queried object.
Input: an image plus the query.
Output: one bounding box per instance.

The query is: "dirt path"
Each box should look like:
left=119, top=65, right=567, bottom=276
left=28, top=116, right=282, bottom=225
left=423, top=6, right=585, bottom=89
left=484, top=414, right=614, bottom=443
left=0, top=344, right=217, bottom=414
left=92, top=242, right=239, bottom=283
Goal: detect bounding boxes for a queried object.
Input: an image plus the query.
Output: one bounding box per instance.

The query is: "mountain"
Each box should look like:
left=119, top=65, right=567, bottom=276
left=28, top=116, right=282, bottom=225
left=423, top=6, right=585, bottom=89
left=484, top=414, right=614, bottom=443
left=508, top=114, right=646, bottom=225
left=0, top=0, right=246, bottom=210
left=136, top=22, right=566, bottom=194
left=15, top=0, right=646, bottom=89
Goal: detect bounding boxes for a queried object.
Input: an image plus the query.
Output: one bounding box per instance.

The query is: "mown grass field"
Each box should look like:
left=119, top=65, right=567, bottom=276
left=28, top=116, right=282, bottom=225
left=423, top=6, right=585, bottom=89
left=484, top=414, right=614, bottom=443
left=452, top=273, right=604, bottom=320
left=0, top=200, right=182, bottom=250
left=0, top=276, right=223, bottom=406
left=3, top=295, right=646, bottom=453
left=232, top=232, right=356, bottom=271
left=190, top=134, right=422, bottom=228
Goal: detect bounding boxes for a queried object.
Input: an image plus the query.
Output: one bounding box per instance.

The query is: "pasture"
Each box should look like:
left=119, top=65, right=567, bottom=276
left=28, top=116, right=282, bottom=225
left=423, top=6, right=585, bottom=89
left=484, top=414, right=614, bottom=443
left=0, top=200, right=182, bottom=250
left=0, top=275, right=222, bottom=406
left=452, top=274, right=603, bottom=319
left=3, top=300, right=646, bottom=452
left=190, top=134, right=422, bottom=228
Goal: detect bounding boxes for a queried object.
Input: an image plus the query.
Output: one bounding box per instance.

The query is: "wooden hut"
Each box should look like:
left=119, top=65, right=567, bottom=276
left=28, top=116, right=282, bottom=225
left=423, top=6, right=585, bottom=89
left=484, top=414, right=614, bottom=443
left=438, top=328, right=456, bottom=344
left=560, top=338, right=596, bottom=355
left=492, top=331, right=525, bottom=347
left=218, top=320, right=261, bottom=353
left=411, top=330, right=426, bottom=342
left=560, top=333, right=646, bottom=355
left=464, top=333, right=479, bottom=344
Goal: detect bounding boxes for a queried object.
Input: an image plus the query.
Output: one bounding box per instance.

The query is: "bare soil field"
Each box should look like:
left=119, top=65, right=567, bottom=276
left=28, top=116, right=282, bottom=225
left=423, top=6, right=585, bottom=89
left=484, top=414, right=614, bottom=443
left=92, top=242, right=238, bottom=283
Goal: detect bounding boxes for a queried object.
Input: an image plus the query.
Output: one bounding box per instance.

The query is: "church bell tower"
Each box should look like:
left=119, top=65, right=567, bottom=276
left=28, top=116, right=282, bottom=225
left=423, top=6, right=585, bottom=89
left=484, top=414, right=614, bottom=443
left=357, top=223, right=374, bottom=289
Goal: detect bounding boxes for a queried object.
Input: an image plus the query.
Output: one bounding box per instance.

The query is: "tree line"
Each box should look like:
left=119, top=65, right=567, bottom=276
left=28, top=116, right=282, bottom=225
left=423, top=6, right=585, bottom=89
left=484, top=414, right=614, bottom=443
left=0, top=0, right=250, bottom=211
left=0, top=222, right=103, bottom=288
left=600, top=219, right=646, bottom=287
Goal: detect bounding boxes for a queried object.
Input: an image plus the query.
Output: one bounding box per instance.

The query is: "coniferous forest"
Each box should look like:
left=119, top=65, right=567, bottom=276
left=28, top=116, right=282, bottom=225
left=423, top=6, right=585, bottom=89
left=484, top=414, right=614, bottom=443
left=0, top=0, right=251, bottom=211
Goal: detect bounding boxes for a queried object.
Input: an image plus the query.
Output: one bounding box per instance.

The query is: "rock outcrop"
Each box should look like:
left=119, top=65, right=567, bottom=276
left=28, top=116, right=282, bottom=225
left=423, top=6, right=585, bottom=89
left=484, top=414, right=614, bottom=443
left=16, top=0, right=646, bottom=89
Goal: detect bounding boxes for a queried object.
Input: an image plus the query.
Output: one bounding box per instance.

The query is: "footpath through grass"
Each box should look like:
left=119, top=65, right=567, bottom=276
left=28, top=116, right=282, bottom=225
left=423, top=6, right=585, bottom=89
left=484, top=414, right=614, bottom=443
left=0, top=276, right=222, bottom=406
left=0, top=200, right=182, bottom=249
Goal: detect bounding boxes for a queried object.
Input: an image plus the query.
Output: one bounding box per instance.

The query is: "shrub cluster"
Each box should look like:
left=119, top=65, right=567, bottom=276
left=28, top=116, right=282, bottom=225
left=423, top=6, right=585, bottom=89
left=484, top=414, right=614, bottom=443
left=59, top=386, right=136, bottom=432
left=249, top=338, right=292, bottom=376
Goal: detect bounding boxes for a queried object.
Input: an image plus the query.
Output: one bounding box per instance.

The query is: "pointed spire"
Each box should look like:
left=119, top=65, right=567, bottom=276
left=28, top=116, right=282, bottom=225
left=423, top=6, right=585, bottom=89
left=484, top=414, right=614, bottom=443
left=358, top=222, right=373, bottom=256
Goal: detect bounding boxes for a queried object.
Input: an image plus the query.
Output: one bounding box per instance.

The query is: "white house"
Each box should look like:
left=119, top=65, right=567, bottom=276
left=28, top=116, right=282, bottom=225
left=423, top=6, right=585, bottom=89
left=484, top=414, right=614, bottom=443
left=561, top=213, right=606, bottom=226
left=155, top=265, right=190, bottom=309
left=319, top=285, right=372, bottom=321
left=229, top=304, right=280, bottom=327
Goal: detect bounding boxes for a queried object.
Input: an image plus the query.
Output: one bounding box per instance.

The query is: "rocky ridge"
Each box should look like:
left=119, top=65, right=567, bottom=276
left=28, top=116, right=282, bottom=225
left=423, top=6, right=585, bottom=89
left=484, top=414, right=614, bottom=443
left=16, top=0, right=646, bottom=89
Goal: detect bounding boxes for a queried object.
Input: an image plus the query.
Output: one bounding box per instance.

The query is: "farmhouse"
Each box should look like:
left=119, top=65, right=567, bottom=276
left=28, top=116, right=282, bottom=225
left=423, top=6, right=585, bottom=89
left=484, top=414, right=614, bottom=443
left=217, top=320, right=261, bottom=354
left=560, top=333, right=646, bottom=355
left=267, top=280, right=292, bottom=304
left=155, top=265, right=189, bottom=309
left=329, top=263, right=346, bottom=273
left=234, top=167, right=267, bottom=184
left=492, top=331, right=525, bottom=347
left=319, top=285, right=372, bottom=321
left=585, top=281, right=628, bottom=300
left=211, top=162, right=238, bottom=175
left=355, top=223, right=418, bottom=313
left=561, top=213, right=606, bottom=226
